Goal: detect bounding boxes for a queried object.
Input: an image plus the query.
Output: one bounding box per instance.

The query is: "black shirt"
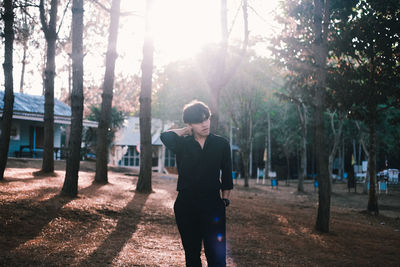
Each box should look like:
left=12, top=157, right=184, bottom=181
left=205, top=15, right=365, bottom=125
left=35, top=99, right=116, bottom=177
left=160, top=131, right=233, bottom=193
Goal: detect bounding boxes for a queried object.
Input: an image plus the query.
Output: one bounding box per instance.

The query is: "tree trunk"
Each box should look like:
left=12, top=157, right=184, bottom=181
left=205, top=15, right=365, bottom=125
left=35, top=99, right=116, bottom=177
left=0, top=0, right=15, bottom=180
left=209, top=0, right=250, bottom=133
left=95, top=0, right=121, bottom=184
left=20, top=40, right=27, bottom=93
left=40, top=0, right=59, bottom=173
left=241, top=151, right=250, bottom=187
left=296, top=103, right=307, bottom=192
left=367, top=111, right=378, bottom=214
left=263, top=111, right=271, bottom=182
left=61, top=0, right=84, bottom=197
left=313, top=0, right=331, bottom=233
left=328, top=112, right=344, bottom=189
left=285, top=148, right=290, bottom=185
left=136, top=0, right=154, bottom=193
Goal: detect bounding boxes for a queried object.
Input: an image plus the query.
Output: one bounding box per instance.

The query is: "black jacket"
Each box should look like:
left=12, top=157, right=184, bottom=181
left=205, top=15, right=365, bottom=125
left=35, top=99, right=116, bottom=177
left=160, top=131, right=233, bottom=193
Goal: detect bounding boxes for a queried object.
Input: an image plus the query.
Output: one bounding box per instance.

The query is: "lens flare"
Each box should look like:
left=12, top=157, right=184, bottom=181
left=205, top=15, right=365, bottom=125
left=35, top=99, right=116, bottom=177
left=217, top=233, right=223, bottom=242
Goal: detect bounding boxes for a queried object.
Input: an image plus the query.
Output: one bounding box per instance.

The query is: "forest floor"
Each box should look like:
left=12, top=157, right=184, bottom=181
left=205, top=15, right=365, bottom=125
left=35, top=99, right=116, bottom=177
left=0, top=158, right=399, bottom=267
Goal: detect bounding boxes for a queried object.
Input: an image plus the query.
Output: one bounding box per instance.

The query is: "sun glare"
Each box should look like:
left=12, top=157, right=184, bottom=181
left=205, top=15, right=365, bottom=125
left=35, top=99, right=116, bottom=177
left=119, top=0, right=221, bottom=66
left=151, top=0, right=221, bottom=62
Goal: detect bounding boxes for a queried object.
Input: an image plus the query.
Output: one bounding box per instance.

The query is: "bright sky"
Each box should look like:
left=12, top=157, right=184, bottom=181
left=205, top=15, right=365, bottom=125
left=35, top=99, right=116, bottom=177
left=118, top=0, right=282, bottom=68
left=1, top=0, right=281, bottom=97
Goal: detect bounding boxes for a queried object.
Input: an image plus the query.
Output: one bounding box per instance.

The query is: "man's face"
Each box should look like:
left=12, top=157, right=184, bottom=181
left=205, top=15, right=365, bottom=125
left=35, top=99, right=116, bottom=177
left=190, top=117, right=210, bottom=137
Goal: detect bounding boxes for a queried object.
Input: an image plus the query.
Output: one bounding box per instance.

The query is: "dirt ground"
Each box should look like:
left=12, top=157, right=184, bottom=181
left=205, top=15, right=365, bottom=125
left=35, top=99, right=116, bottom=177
left=0, top=158, right=399, bottom=267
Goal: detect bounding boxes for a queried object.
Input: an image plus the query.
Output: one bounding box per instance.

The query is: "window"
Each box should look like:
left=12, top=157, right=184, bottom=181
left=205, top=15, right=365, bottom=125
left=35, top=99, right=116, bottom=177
left=164, top=148, right=176, bottom=167
left=10, top=125, right=20, bottom=140
left=119, top=146, right=140, bottom=167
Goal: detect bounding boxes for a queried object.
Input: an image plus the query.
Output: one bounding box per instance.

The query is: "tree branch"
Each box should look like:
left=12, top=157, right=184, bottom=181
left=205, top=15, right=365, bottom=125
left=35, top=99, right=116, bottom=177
left=57, top=0, right=71, bottom=36
left=39, top=0, right=49, bottom=35
left=91, top=0, right=110, bottom=13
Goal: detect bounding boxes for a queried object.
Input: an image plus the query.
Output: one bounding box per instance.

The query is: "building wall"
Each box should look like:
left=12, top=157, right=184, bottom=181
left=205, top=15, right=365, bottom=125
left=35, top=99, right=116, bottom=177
left=3, top=119, right=64, bottom=157
left=115, top=145, right=175, bottom=173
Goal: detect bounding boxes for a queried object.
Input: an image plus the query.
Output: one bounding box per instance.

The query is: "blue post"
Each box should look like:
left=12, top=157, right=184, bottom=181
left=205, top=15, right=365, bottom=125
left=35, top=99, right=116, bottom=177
left=314, top=180, right=318, bottom=192
left=271, top=178, right=278, bottom=189
left=33, top=127, right=36, bottom=158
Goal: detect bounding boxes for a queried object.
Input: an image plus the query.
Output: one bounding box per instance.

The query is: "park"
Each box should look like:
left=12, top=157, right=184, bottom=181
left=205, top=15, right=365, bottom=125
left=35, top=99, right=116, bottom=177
left=0, top=158, right=399, bottom=266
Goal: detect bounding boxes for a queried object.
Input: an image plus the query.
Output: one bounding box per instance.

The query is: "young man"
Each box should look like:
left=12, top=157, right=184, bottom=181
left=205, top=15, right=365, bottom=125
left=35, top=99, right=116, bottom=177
left=160, top=100, right=233, bottom=267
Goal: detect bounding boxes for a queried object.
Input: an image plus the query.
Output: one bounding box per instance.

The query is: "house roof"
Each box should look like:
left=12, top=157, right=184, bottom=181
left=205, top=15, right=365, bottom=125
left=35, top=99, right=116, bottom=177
left=0, top=91, right=71, bottom=116
left=0, top=91, right=97, bottom=127
left=114, top=117, right=173, bottom=146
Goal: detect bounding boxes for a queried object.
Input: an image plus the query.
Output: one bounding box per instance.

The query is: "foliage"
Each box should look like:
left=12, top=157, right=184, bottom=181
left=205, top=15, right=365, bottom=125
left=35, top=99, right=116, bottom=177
left=85, top=105, right=126, bottom=149
left=270, top=100, right=301, bottom=161
left=83, top=73, right=141, bottom=117
left=329, top=0, right=400, bottom=119
left=152, top=58, right=211, bottom=125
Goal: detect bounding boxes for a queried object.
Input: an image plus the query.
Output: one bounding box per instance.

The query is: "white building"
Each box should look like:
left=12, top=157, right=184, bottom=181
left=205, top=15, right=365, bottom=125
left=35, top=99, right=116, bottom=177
left=109, top=117, right=176, bottom=173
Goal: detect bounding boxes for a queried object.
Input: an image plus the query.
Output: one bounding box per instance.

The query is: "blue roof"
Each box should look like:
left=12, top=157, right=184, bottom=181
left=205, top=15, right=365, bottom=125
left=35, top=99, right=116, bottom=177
left=0, top=91, right=71, bottom=116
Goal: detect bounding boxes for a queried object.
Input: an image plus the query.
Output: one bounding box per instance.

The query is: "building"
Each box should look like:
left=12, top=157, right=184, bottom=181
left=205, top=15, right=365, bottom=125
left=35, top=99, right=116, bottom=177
left=0, top=91, right=97, bottom=158
left=110, top=117, right=176, bottom=173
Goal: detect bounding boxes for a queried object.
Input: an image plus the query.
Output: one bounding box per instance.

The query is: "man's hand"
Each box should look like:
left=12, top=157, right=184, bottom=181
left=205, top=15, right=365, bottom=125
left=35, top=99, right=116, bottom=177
left=170, top=126, right=192, bottom=136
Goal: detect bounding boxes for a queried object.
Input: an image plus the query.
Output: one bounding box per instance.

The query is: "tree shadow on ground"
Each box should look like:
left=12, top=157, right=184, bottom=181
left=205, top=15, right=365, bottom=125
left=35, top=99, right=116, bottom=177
left=0, top=182, right=104, bottom=254
left=78, top=191, right=149, bottom=267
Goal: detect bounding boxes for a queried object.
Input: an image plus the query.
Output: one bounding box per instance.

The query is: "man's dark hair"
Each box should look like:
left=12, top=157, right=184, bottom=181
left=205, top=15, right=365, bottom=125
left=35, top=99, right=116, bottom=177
left=183, top=100, right=211, bottom=124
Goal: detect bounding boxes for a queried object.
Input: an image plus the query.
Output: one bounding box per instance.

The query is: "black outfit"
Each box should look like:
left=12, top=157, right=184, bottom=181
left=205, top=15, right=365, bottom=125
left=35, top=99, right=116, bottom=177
left=160, top=131, right=233, bottom=267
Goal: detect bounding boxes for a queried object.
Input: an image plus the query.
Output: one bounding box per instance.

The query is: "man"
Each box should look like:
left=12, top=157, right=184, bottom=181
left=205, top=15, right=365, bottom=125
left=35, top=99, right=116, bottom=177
left=160, top=100, right=233, bottom=267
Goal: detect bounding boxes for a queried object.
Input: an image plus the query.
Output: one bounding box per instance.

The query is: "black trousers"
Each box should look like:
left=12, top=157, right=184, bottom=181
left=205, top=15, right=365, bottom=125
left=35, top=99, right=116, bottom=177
left=174, top=191, right=226, bottom=267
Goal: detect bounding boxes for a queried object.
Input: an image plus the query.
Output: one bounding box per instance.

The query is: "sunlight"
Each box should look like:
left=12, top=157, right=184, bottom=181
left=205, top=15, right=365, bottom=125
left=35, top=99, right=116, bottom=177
left=152, top=0, right=220, bottom=61
left=117, top=0, right=282, bottom=68
left=120, top=0, right=221, bottom=65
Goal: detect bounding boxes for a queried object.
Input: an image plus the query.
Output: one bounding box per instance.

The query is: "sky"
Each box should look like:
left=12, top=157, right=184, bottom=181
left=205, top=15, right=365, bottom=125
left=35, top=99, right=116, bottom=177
left=1, top=0, right=282, bottom=97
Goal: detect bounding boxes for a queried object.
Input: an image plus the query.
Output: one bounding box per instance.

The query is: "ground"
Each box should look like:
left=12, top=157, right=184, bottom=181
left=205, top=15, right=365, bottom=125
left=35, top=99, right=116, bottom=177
left=0, top=159, right=399, bottom=267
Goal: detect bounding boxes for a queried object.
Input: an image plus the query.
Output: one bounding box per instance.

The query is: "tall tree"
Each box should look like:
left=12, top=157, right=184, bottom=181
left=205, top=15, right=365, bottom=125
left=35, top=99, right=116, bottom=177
left=312, top=0, right=331, bottom=233
left=0, top=0, right=15, bottom=180
left=136, top=0, right=154, bottom=193
left=61, top=0, right=84, bottom=197
left=208, top=0, right=249, bottom=133
left=221, top=56, right=272, bottom=187
left=95, top=0, right=121, bottom=184
left=330, top=0, right=400, bottom=214
left=273, top=0, right=335, bottom=232
left=39, top=0, right=59, bottom=173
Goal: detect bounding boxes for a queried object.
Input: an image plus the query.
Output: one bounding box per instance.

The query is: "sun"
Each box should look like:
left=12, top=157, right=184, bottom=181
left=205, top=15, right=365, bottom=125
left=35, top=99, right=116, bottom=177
left=116, top=0, right=282, bottom=72
left=150, top=0, right=221, bottom=62
left=119, top=0, right=221, bottom=66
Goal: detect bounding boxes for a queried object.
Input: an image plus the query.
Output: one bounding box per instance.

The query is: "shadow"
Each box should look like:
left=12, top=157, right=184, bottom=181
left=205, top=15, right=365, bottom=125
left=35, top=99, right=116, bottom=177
left=0, top=182, right=102, bottom=254
left=78, top=191, right=150, bottom=267
left=2, top=175, right=59, bottom=183
left=379, top=204, right=400, bottom=212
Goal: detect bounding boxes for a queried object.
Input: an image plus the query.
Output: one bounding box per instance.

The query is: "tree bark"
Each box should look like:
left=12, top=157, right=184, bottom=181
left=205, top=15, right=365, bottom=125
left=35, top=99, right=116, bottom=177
left=40, top=0, right=59, bottom=173
left=241, top=151, right=250, bottom=187
left=19, top=40, right=27, bottom=93
left=61, top=0, right=84, bottom=197
left=263, top=111, right=271, bottom=182
left=0, top=0, right=15, bottom=180
left=313, top=0, right=331, bottom=233
left=328, top=112, right=344, bottom=188
left=284, top=148, right=290, bottom=185
left=296, top=103, right=307, bottom=192
left=136, top=0, right=154, bottom=193
left=95, top=0, right=121, bottom=184
left=367, top=111, right=378, bottom=214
